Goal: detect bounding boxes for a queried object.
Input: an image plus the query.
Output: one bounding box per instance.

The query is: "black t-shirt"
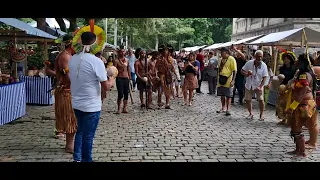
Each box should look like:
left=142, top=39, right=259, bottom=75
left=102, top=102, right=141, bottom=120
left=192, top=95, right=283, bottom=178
left=279, top=66, right=295, bottom=85
left=235, top=57, right=246, bottom=78
left=185, top=61, right=198, bottom=75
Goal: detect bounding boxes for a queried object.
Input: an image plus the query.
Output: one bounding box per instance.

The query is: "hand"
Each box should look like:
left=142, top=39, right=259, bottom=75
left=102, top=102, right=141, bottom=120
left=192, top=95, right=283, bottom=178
left=286, top=108, right=293, bottom=115
left=230, top=80, right=235, bottom=87
left=256, top=86, right=263, bottom=92
left=108, top=76, right=115, bottom=82
left=156, top=76, right=160, bottom=80
left=188, top=61, right=192, bottom=66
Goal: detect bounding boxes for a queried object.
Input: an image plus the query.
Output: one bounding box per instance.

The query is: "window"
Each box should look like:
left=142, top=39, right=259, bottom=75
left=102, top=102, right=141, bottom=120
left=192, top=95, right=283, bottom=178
left=251, top=18, right=261, bottom=24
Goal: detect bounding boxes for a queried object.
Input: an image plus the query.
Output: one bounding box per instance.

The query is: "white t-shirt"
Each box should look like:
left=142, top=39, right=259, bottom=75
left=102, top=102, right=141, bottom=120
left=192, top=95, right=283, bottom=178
left=242, top=59, right=268, bottom=90
left=69, top=53, right=108, bottom=112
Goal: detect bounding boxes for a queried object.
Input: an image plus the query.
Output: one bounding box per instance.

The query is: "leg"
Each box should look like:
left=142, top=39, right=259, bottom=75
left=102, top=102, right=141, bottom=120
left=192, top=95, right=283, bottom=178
left=183, top=85, right=188, bottom=105
left=212, top=76, right=217, bottom=94
left=157, top=86, right=163, bottom=106
left=207, top=76, right=213, bottom=94
left=237, top=79, right=244, bottom=105
left=188, top=89, right=194, bottom=106
left=116, top=78, right=124, bottom=114
left=231, top=87, right=236, bottom=103
left=225, top=96, right=232, bottom=116
left=196, top=73, right=202, bottom=93
left=289, top=115, right=306, bottom=157
left=81, top=111, right=101, bottom=162
left=147, top=88, right=153, bottom=108
left=256, top=89, right=265, bottom=120
left=131, top=72, right=136, bottom=90
left=122, top=79, right=129, bottom=113
left=175, top=82, right=179, bottom=97
left=216, top=87, right=226, bottom=113
left=244, top=88, right=253, bottom=119
left=139, top=90, right=144, bottom=107
left=73, top=109, right=84, bottom=162
left=306, top=110, right=319, bottom=149
left=263, top=87, right=270, bottom=109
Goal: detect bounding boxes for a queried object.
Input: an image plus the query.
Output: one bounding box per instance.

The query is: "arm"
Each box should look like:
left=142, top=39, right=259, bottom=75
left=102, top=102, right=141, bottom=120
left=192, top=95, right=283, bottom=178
left=127, top=59, right=131, bottom=80
left=288, top=73, right=309, bottom=111
left=134, top=62, right=142, bottom=80
left=44, top=63, right=56, bottom=76
left=95, top=59, right=114, bottom=92
left=59, top=54, right=71, bottom=82
left=235, top=49, right=246, bottom=61
left=259, top=65, right=269, bottom=89
left=230, top=58, right=237, bottom=82
left=241, top=61, right=250, bottom=77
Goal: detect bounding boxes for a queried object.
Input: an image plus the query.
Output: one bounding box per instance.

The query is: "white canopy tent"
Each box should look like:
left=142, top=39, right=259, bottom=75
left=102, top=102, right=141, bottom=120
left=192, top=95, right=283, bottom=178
left=247, top=27, right=320, bottom=47
left=204, top=43, right=223, bottom=50
left=183, top=45, right=203, bottom=52
left=233, top=34, right=265, bottom=45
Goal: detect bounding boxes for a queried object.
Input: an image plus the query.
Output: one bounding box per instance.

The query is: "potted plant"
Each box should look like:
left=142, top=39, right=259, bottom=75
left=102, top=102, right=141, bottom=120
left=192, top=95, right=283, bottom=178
left=27, top=45, right=45, bottom=76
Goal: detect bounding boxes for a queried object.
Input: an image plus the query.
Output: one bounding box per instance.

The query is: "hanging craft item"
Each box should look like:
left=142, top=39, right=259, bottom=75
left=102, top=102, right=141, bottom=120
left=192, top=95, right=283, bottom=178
left=72, top=19, right=106, bottom=55
left=8, top=41, right=27, bottom=62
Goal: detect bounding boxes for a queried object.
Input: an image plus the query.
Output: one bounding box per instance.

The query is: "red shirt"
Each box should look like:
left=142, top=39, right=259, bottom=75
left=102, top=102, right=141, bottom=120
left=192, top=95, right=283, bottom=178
left=196, top=54, right=205, bottom=71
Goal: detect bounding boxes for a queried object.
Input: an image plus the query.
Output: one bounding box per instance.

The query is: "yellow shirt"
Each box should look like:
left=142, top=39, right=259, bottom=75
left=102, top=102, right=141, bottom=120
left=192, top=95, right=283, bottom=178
left=217, top=55, right=237, bottom=88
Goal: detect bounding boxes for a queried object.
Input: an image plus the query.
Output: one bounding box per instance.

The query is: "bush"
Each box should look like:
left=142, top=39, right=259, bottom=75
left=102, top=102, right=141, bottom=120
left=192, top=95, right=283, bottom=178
left=27, top=44, right=45, bottom=70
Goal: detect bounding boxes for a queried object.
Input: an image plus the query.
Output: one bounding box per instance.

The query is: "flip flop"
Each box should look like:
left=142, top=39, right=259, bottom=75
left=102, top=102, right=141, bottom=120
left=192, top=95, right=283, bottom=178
left=246, top=114, right=254, bottom=120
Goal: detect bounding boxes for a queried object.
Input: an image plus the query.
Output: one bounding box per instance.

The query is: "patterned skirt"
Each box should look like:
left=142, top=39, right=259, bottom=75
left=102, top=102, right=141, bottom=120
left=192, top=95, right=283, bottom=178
left=183, top=73, right=198, bottom=90
left=54, top=89, right=77, bottom=134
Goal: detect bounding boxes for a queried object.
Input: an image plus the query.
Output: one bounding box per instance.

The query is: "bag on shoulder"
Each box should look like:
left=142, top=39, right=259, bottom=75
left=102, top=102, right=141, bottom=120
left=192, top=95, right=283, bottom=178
left=219, top=75, right=229, bottom=85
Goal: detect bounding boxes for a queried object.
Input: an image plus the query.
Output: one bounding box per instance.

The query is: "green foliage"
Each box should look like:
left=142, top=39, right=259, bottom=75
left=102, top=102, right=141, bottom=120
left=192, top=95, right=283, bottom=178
left=27, top=45, right=45, bottom=70
left=27, top=18, right=233, bottom=51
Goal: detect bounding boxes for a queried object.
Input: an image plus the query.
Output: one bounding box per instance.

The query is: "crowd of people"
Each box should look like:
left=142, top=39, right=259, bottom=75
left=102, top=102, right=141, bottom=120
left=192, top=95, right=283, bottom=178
left=43, top=21, right=320, bottom=161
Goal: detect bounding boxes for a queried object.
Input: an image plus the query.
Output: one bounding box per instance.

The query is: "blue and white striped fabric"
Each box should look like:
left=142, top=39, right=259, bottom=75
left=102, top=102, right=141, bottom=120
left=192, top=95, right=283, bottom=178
left=0, top=82, right=26, bottom=125
left=20, top=76, right=54, bottom=105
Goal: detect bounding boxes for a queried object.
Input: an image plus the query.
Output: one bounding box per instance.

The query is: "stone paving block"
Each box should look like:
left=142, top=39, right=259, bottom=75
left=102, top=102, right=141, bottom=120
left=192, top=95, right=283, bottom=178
left=0, top=82, right=319, bottom=162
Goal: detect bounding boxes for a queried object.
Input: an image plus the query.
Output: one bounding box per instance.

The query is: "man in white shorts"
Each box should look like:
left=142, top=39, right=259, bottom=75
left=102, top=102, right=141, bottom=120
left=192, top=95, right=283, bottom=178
left=241, top=50, right=268, bottom=121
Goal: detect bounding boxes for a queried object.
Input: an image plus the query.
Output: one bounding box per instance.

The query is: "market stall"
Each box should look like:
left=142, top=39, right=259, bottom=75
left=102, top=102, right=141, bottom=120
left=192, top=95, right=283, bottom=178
left=0, top=18, right=57, bottom=106
left=0, top=81, right=26, bottom=125
left=247, top=27, right=320, bottom=105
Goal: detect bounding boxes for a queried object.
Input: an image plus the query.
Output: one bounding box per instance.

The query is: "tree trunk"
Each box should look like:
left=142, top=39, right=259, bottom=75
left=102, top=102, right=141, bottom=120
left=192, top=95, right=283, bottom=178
left=33, top=18, right=47, bottom=31
left=55, top=18, right=67, bottom=32
left=155, top=34, right=159, bottom=50
left=67, top=18, right=77, bottom=32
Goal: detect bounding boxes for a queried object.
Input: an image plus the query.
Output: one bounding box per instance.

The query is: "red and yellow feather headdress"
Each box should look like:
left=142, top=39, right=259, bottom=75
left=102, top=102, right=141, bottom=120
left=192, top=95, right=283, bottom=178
left=72, top=19, right=106, bottom=55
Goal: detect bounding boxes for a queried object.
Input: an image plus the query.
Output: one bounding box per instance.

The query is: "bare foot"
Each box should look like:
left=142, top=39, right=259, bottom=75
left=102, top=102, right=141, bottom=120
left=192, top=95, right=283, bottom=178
left=65, top=148, right=74, bottom=154
left=122, top=109, right=128, bottom=113
left=114, top=111, right=121, bottom=114
left=286, top=150, right=298, bottom=155
left=305, top=144, right=317, bottom=149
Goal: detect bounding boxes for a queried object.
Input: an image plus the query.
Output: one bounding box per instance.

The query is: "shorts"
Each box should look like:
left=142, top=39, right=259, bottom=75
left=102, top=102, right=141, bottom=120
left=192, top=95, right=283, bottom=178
left=245, top=87, right=264, bottom=101
left=217, top=87, right=233, bottom=97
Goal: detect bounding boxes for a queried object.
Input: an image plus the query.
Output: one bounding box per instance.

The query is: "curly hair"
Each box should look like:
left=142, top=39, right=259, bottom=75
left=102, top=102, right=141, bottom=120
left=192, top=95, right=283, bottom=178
left=297, top=53, right=317, bottom=97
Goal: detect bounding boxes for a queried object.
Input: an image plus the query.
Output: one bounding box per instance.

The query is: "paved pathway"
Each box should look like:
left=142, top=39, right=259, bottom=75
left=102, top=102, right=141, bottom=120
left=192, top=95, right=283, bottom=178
left=0, top=82, right=319, bottom=162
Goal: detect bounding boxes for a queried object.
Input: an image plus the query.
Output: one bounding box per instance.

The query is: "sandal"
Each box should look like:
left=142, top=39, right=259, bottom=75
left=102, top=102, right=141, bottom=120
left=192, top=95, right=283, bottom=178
left=246, top=114, right=254, bottom=120
left=216, top=109, right=226, bottom=113
left=259, top=116, right=265, bottom=121
left=225, top=111, right=231, bottom=116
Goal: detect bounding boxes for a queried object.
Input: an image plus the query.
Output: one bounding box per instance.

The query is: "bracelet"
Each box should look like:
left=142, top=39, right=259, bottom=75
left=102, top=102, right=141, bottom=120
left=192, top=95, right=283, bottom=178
left=289, top=100, right=300, bottom=110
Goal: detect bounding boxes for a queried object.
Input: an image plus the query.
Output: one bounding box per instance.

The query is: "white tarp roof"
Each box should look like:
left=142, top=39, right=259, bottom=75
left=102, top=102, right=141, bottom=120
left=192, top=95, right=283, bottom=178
left=247, top=27, right=320, bottom=47
left=214, top=41, right=236, bottom=49
left=0, top=18, right=57, bottom=39
left=204, top=43, right=223, bottom=50
left=233, top=34, right=265, bottom=45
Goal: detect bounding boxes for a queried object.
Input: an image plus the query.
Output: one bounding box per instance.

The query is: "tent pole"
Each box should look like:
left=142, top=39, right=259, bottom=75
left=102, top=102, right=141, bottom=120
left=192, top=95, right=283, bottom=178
left=24, top=37, right=27, bottom=75
left=272, top=45, right=278, bottom=75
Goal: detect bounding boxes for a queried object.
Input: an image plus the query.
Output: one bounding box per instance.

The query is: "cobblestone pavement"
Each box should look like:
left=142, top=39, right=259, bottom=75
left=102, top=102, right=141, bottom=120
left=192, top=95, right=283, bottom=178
left=0, top=82, right=320, bottom=162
